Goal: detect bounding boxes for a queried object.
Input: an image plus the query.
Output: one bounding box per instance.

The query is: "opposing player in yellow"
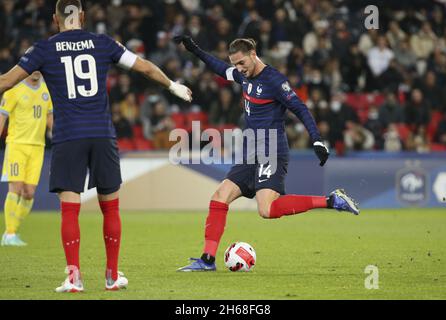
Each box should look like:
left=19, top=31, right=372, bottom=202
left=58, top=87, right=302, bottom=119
left=0, top=71, right=53, bottom=246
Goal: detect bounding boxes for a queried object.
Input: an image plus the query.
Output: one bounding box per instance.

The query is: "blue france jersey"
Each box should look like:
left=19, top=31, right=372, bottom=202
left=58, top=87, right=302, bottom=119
left=193, top=47, right=321, bottom=159
left=18, top=30, right=127, bottom=144
left=230, top=65, right=321, bottom=157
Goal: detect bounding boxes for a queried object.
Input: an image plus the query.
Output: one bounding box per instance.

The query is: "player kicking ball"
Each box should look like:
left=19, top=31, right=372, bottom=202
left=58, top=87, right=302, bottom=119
left=0, top=71, right=53, bottom=246
left=0, top=0, right=192, bottom=292
left=174, top=36, right=359, bottom=272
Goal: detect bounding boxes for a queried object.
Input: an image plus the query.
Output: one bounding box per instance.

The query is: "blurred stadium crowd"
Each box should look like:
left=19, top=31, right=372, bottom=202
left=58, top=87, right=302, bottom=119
left=1, top=0, right=446, bottom=153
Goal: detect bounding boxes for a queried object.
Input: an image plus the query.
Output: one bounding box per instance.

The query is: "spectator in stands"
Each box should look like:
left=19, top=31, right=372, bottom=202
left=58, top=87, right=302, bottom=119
left=383, top=124, right=403, bottom=152
left=435, top=116, right=446, bottom=145
left=109, top=73, right=133, bottom=105
left=431, top=7, right=445, bottom=37
left=119, top=92, right=140, bottom=125
left=366, top=35, right=394, bottom=91
left=150, top=99, right=175, bottom=150
left=365, top=106, right=384, bottom=149
left=331, top=19, right=351, bottom=60
left=285, top=120, right=310, bottom=150
left=0, top=47, right=14, bottom=73
left=112, top=103, right=133, bottom=139
left=406, top=125, right=430, bottom=153
left=340, top=43, right=366, bottom=92
left=417, top=71, right=445, bottom=112
left=410, top=21, right=437, bottom=60
left=327, top=92, right=359, bottom=147
left=303, top=20, right=330, bottom=57
left=344, top=122, right=375, bottom=151
left=209, top=88, right=242, bottom=127
left=148, top=31, right=180, bottom=68
left=189, top=70, right=219, bottom=113
left=386, top=20, right=407, bottom=49
left=405, top=89, right=431, bottom=127
left=358, top=28, right=378, bottom=56
left=394, top=38, right=417, bottom=71
left=186, top=15, right=210, bottom=50
left=140, top=94, right=170, bottom=140
left=378, top=91, right=405, bottom=128
left=306, top=89, right=328, bottom=122
left=310, top=33, right=332, bottom=70
left=428, top=49, right=446, bottom=87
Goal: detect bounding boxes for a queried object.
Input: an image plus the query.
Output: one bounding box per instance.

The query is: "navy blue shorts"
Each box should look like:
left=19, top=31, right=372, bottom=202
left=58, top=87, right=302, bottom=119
left=225, top=157, right=288, bottom=199
left=49, top=138, right=122, bottom=194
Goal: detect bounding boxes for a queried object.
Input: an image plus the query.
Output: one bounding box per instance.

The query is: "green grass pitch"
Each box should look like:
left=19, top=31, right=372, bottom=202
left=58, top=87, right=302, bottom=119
left=1, top=209, right=445, bottom=300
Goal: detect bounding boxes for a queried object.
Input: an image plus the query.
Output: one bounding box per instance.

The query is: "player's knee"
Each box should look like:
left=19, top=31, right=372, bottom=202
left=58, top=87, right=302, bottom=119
left=211, top=189, right=228, bottom=204
left=9, top=182, right=25, bottom=195
left=258, top=206, right=271, bottom=219
left=22, top=187, right=35, bottom=200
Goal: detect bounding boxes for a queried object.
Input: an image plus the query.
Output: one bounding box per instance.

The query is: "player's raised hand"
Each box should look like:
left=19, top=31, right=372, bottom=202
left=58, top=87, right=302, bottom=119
left=173, top=35, right=199, bottom=53
left=169, top=81, right=192, bottom=102
left=313, top=141, right=329, bottom=166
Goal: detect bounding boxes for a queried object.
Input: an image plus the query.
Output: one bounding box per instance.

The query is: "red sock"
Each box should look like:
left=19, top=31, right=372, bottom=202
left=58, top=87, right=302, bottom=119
left=100, top=198, right=121, bottom=281
left=61, top=202, right=81, bottom=274
left=269, top=195, right=327, bottom=219
left=203, top=200, right=229, bottom=257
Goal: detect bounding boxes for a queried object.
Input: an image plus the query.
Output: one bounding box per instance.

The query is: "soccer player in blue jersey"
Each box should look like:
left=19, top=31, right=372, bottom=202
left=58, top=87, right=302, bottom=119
left=174, top=36, right=359, bottom=271
left=0, top=0, right=192, bottom=292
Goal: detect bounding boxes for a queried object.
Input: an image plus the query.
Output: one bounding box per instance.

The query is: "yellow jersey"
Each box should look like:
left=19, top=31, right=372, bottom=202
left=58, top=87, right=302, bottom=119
left=0, top=81, right=53, bottom=146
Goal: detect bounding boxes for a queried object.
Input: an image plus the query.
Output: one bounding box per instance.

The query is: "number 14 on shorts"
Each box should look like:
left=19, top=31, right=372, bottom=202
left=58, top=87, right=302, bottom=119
left=258, top=164, right=272, bottom=182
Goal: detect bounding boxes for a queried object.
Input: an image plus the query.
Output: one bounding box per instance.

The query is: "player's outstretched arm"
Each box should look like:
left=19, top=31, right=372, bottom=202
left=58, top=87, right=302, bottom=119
left=275, top=80, right=329, bottom=166
left=174, top=35, right=238, bottom=82
left=0, top=65, right=29, bottom=95
left=131, top=57, right=192, bottom=102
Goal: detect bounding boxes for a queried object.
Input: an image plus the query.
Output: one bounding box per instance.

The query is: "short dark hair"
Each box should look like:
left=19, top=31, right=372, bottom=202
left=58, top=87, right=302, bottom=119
left=56, top=0, right=82, bottom=18
left=229, top=38, right=257, bottom=55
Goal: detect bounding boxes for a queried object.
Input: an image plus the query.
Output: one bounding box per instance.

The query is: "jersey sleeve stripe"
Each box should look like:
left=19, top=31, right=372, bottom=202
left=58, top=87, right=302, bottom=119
left=0, top=109, right=9, bottom=116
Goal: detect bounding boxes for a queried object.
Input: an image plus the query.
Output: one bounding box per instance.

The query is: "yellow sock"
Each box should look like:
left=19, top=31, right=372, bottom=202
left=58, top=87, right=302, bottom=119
left=4, top=192, right=20, bottom=234
left=15, top=197, right=34, bottom=230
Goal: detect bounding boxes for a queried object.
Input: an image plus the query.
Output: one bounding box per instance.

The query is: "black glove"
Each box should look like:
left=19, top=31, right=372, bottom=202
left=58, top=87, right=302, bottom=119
left=313, top=141, right=329, bottom=166
left=173, top=35, right=199, bottom=53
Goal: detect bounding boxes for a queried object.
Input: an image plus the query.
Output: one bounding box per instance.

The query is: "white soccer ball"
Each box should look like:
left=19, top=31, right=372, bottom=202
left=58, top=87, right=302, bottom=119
left=224, top=242, right=256, bottom=272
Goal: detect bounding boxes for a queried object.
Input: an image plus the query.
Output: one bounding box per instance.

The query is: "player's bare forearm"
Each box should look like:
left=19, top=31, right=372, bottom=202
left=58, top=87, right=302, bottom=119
left=47, top=113, right=53, bottom=131
left=132, top=57, right=171, bottom=88
left=0, top=114, right=7, bottom=136
left=0, top=66, right=29, bottom=95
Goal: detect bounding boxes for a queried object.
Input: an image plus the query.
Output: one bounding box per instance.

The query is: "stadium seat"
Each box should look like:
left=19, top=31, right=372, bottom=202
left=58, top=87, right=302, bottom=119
left=429, top=143, right=446, bottom=151
left=345, top=93, right=385, bottom=124
left=427, top=111, right=444, bottom=142
left=134, top=138, right=154, bottom=150
left=133, top=125, right=144, bottom=139
left=395, top=123, right=411, bottom=142
left=171, top=112, right=187, bottom=130
left=117, top=138, right=135, bottom=152
left=185, top=111, right=209, bottom=132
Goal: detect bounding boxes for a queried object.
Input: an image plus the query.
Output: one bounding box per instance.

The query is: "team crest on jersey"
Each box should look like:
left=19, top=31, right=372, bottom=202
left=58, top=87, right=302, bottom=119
left=256, top=84, right=263, bottom=95
left=42, top=93, right=49, bottom=101
left=282, top=81, right=291, bottom=92
left=247, top=83, right=253, bottom=94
